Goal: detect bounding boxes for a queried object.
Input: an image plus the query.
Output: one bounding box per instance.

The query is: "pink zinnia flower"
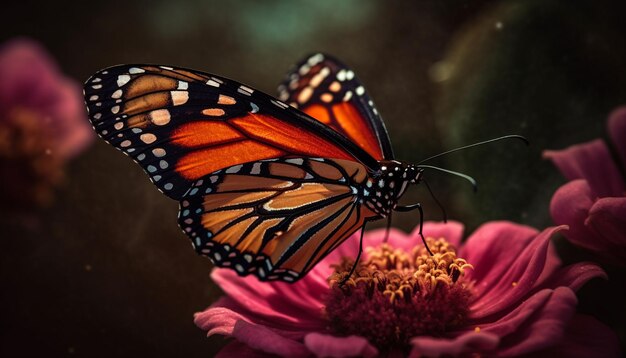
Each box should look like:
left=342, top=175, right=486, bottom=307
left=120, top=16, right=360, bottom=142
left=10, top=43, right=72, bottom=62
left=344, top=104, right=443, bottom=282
left=0, top=38, right=94, bottom=207
left=544, top=107, right=626, bottom=266
left=195, top=222, right=620, bottom=357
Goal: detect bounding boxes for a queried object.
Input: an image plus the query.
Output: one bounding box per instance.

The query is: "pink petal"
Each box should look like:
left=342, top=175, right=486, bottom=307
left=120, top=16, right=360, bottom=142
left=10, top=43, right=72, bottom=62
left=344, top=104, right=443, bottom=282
left=467, top=225, right=565, bottom=318
left=304, top=333, right=378, bottom=358
left=543, top=139, right=624, bottom=197
left=550, top=180, right=600, bottom=251
left=587, top=197, right=626, bottom=252
left=543, top=314, right=622, bottom=358
left=194, top=298, right=248, bottom=336
left=409, top=331, right=499, bottom=357
left=209, top=269, right=325, bottom=331
left=493, top=287, right=578, bottom=356
left=608, top=106, right=626, bottom=169
left=229, top=320, right=310, bottom=357
left=541, top=262, right=606, bottom=292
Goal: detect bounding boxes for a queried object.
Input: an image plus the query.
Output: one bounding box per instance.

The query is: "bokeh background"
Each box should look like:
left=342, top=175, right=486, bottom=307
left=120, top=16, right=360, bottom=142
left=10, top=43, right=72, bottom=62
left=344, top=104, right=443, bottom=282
left=1, top=0, right=625, bottom=356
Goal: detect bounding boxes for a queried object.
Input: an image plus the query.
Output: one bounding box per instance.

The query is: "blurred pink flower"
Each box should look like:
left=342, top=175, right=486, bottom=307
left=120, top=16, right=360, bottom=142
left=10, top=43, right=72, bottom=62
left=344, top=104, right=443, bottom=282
left=0, top=38, right=93, bottom=207
left=544, top=107, right=626, bottom=266
left=195, top=222, right=619, bottom=357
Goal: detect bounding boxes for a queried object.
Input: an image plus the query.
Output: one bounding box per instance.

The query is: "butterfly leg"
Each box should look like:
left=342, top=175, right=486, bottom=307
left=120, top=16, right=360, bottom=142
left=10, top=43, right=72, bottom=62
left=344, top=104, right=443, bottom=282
left=395, top=203, right=434, bottom=255
left=383, top=212, right=392, bottom=243
left=339, top=223, right=367, bottom=287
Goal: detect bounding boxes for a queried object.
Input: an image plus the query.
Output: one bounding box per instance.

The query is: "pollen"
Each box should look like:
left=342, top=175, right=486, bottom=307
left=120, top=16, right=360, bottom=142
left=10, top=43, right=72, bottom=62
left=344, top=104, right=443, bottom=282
left=325, top=238, right=474, bottom=351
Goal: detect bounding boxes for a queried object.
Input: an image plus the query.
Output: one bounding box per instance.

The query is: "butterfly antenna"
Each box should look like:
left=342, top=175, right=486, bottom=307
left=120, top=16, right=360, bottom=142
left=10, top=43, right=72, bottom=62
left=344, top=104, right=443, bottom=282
left=418, top=165, right=478, bottom=192
left=422, top=178, right=447, bottom=223
left=417, top=135, right=528, bottom=165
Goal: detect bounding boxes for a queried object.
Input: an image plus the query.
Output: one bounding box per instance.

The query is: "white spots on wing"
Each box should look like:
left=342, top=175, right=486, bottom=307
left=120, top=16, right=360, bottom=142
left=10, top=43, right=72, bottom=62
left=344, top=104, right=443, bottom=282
left=329, top=81, right=341, bottom=92
left=91, top=84, right=102, bottom=89
left=238, top=85, right=254, bottom=96
left=346, top=70, right=355, bottom=80
left=389, top=181, right=395, bottom=189
left=250, top=102, right=259, bottom=113
left=92, top=77, right=102, bottom=83
left=137, top=153, right=146, bottom=161
left=298, top=64, right=310, bottom=76
left=93, top=113, right=102, bottom=120
left=152, top=148, right=166, bottom=157
left=321, top=93, right=333, bottom=103
left=225, top=164, right=242, bottom=174
left=111, top=89, right=124, bottom=99
left=117, top=74, right=131, bottom=87
left=285, top=158, right=303, bottom=165
left=140, top=133, right=157, bottom=144
left=160, top=65, right=174, bottom=70
left=131, top=128, right=142, bottom=133
left=170, top=91, right=189, bottom=105
left=147, top=165, right=157, bottom=173
left=159, top=160, right=169, bottom=169
left=95, top=102, right=102, bottom=107
left=209, top=175, right=218, bottom=183
left=164, top=183, right=173, bottom=190
left=351, top=186, right=358, bottom=194
left=120, top=140, right=131, bottom=147
left=304, top=173, right=313, bottom=179
left=251, top=162, right=262, bottom=175
left=114, top=122, right=124, bottom=130
left=343, top=91, right=353, bottom=101
left=244, top=254, right=253, bottom=263
left=177, top=81, right=188, bottom=90
left=307, top=53, right=324, bottom=66
left=271, top=100, right=288, bottom=109
left=89, top=95, right=98, bottom=101
left=337, top=70, right=347, bottom=81
left=206, top=79, right=220, bottom=87
left=150, top=109, right=171, bottom=126
left=214, top=252, right=222, bottom=261
left=129, top=67, right=145, bottom=74
left=258, top=267, right=266, bottom=278
left=298, top=87, right=313, bottom=104
left=235, top=264, right=245, bottom=273
left=111, top=105, right=120, bottom=114
left=356, top=86, right=365, bottom=96
left=378, top=179, right=385, bottom=188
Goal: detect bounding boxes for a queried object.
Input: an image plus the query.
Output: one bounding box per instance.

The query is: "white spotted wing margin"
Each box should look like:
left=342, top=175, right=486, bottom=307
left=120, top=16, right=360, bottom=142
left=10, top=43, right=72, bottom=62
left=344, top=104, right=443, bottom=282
left=178, top=157, right=373, bottom=282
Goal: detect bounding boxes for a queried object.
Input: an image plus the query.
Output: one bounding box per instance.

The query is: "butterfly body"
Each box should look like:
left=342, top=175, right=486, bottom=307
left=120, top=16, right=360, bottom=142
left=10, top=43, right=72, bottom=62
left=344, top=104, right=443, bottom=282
left=84, top=54, right=426, bottom=282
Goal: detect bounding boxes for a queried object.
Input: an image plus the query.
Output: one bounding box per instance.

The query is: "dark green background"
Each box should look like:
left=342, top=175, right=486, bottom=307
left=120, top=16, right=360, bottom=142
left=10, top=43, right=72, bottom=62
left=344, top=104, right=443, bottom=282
left=2, top=0, right=625, bottom=356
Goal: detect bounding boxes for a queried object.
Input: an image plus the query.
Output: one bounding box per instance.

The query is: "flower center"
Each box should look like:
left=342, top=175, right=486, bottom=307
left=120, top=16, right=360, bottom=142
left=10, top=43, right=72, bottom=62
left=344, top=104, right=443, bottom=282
left=324, top=238, right=474, bottom=351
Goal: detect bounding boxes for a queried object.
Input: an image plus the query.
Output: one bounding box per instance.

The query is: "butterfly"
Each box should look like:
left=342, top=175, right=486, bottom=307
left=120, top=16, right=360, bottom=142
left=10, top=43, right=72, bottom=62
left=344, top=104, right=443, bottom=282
left=83, top=54, right=481, bottom=283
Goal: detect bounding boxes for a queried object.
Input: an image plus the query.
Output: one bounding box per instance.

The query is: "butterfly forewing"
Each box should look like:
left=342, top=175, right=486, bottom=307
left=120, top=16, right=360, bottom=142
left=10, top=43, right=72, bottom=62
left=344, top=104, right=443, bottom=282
left=179, top=157, right=376, bottom=281
left=84, top=64, right=380, bottom=201
left=278, top=53, right=394, bottom=161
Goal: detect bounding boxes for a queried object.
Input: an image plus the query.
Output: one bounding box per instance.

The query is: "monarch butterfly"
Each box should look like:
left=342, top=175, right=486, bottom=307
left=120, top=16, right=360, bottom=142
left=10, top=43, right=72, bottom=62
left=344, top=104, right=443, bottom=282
left=84, top=53, right=524, bottom=283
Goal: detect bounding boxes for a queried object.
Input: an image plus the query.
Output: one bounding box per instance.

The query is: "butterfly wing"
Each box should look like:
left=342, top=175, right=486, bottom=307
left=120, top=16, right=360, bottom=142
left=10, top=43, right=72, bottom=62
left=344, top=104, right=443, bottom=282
left=278, top=53, right=394, bottom=160
left=179, top=157, right=376, bottom=281
left=84, top=64, right=380, bottom=200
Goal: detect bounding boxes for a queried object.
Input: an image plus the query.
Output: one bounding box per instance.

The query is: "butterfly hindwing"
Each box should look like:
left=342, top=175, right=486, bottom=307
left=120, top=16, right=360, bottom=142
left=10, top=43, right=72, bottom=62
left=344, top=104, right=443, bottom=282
left=278, top=53, right=394, bottom=161
left=84, top=64, right=380, bottom=200
left=179, top=157, right=374, bottom=282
